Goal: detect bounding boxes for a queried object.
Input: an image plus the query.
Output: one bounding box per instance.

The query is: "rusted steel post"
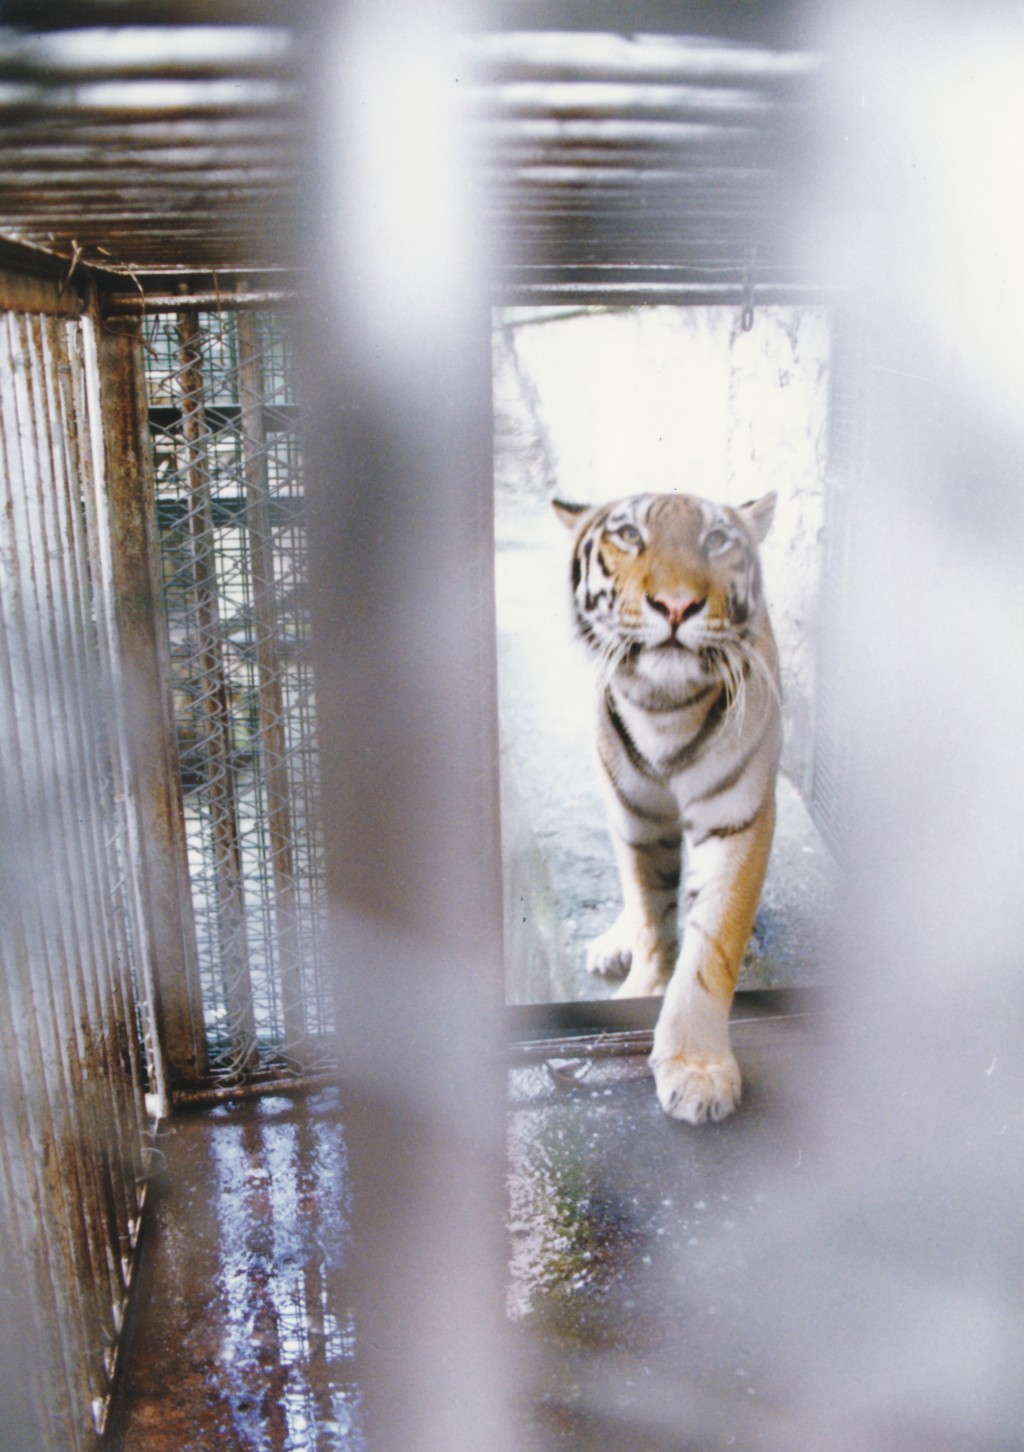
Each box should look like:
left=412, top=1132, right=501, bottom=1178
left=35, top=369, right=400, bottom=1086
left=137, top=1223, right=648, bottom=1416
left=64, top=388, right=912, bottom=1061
left=175, top=308, right=258, bottom=1074
left=45, top=316, right=147, bottom=1232
left=27, top=313, right=143, bottom=1328
left=236, top=307, right=307, bottom=1053
left=95, top=315, right=208, bottom=1091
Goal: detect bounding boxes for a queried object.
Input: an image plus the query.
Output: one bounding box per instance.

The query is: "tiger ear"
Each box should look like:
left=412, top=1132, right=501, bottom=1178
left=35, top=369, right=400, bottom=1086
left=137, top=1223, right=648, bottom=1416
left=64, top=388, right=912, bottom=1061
left=552, top=498, right=590, bottom=531
left=737, top=491, right=777, bottom=545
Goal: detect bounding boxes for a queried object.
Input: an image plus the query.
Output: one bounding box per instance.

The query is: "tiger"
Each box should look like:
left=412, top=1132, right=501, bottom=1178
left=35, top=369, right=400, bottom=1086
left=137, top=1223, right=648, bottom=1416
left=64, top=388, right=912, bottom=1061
left=554, top=489, right=781, bottom=1125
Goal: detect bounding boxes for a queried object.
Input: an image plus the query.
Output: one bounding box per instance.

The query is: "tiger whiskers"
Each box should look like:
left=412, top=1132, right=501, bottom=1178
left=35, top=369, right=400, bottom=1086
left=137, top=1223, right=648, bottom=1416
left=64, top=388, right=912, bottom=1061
left=701, top=627, right=779, bottom=735
left=592, top=632, right=634, bottom=691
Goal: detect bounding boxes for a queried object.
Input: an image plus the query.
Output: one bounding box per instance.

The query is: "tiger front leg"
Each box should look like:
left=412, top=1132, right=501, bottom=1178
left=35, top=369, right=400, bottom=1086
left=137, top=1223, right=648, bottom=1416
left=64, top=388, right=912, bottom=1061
left=651, top=798, right=775, bottom=1123
left=589, top=828, right=681, bottom=998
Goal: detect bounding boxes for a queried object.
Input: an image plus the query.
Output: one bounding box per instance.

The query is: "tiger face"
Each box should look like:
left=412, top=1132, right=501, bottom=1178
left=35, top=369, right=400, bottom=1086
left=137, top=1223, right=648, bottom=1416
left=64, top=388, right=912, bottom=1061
left=554, top=490, right=776, bottom=692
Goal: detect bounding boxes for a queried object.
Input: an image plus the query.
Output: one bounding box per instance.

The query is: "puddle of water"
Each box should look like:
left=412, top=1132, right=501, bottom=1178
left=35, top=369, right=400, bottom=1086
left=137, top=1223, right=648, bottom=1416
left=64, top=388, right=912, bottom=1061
left=208, top=1096, right=362, bottom=1451
left=108, top=1090, right=365, bottom=1452
left=507, top=1062, right=664, bottom=1348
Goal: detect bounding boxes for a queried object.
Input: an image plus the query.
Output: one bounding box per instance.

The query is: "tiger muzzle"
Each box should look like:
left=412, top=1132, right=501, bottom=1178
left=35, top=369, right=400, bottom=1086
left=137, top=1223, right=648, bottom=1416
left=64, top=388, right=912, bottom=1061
left=648, top=590, right=707, bottom=632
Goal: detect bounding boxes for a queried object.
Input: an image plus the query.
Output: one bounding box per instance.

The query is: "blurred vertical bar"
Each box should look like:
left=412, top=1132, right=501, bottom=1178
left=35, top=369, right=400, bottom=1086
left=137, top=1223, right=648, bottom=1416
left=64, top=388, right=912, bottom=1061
left=750, top=6, right=1024, bottom=1443
left=302, top=4, right=515, bottom=1451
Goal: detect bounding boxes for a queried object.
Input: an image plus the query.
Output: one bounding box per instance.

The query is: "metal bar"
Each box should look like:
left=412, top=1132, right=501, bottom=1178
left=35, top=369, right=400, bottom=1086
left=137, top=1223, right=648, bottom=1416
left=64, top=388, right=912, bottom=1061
left=506, top=1011, right=829, bottom=1064
left=510, top=1029, right=654, bottom=1061
left=172, top=1071, right=336, bottom=1108
left=69, top=312, right=170, bottom=1111
left=0, top=77, right=299, bottom=119
left=113, top=263, right=299, bottom=276
left=0, top=183, right=298, bottom=208
left=0, top=25, right=296, bottom=80
left=3, top=163, right=293, bottom=186
left=106, top=289, right=299, bottom=312
left=504, top=987, right=823, bottom=1038
left=96, top=317, right=209, bottom=1089
left=475, top=80, right=806, bottom=116
left=30, top=314, right=139, bottom=1318
left=469, top=31, right=821, bottom=84
left=176, top=307, right=259, bottom=1076
left=46, top=316, right=149, bottom=1230
left=0, top=117, right=303, bottom=149
left=494, top=282, right=832, bottom=307
left=0, top=142, right=296, bottom=167
left=237, top=307, right=307, bottom=1051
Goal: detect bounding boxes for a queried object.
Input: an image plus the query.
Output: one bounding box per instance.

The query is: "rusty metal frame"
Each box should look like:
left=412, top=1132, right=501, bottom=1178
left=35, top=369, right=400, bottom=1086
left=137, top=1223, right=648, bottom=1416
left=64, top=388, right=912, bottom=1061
left=0, top=256, right=154, bottom=1448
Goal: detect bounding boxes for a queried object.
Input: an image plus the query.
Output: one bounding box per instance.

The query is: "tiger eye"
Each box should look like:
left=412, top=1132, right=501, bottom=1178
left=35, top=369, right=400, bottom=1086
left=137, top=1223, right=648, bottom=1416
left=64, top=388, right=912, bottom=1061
left=703, top=527, right=730, bottom=553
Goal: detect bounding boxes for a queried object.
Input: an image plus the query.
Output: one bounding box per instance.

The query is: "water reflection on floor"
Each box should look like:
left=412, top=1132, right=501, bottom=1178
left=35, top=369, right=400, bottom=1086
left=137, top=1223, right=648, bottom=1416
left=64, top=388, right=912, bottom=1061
left=105, top=1090, right=363, bottom=1452
left=107, top=1013, right=821, bottom=1452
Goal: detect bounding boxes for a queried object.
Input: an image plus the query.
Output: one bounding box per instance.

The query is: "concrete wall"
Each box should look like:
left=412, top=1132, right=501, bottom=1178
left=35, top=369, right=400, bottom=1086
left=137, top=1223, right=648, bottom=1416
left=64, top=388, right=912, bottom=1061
left=495, top=304, right=831, bottom=786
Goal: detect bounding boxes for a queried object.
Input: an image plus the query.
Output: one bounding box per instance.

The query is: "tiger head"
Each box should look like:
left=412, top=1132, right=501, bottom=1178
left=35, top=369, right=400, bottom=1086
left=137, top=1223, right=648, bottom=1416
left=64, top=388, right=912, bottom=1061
left=554, top=490, right=777, bottom=691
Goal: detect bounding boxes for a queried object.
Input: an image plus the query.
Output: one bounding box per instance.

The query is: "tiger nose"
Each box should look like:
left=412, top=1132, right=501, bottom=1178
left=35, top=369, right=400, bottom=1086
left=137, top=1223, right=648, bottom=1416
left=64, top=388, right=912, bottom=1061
left=648, top=590, right=706, bottom=628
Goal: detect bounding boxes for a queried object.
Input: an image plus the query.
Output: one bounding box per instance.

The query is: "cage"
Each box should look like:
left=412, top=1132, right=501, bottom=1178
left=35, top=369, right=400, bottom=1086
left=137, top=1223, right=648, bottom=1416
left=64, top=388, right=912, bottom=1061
left=1, top=7, right=1021, bottom=1452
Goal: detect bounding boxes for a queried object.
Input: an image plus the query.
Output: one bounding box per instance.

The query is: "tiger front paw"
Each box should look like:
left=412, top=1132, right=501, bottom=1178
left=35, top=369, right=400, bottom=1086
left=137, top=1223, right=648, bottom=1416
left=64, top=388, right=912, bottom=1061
left=585, top=917, right=632, bottom=980
left=652, top=1051, right=741, bottom=1125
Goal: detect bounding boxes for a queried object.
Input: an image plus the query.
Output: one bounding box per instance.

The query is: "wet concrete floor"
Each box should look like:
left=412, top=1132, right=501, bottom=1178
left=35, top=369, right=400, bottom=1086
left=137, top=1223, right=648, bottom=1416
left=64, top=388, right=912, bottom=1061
left=105, top=1009, right=826, bottom=1452
left=103, top=1090, right=362, bottom=1452
left=508, top=1008, right=827, bottom=1452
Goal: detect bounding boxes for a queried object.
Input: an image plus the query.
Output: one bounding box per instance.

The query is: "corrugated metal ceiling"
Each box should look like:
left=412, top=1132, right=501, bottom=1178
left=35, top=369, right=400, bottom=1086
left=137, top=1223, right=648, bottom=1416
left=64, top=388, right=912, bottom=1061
left=0, top=19, right=822, bottom=299
left=475, top=30, right=820, bottom=303
left=0, top=26, right=300, bottom=276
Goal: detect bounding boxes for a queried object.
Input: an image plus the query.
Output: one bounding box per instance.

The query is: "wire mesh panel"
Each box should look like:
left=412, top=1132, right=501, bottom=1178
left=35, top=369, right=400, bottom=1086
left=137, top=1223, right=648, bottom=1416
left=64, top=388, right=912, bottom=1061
left=144, top=307, right=331, bottom=1083
left=0, top=300, right=151, bottom=1449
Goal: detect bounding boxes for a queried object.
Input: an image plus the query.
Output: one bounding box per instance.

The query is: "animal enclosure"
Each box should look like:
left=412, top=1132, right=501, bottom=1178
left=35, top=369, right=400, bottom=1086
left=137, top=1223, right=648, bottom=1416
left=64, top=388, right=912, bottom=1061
left=9, top=11, right=1010, bottom=1452
left=0, top=17, right=840, bottom=1447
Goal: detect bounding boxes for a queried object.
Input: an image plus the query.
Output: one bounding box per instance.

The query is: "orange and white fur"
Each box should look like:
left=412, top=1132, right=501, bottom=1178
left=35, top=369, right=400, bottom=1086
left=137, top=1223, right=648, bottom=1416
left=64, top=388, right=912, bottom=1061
left=555, top=491, right=780, bottom=1124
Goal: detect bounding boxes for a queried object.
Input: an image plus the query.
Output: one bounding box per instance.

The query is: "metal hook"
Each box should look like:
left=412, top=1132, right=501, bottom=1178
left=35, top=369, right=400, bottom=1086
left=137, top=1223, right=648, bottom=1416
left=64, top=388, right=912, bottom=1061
left=741, top=250, right=756, bottom=331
